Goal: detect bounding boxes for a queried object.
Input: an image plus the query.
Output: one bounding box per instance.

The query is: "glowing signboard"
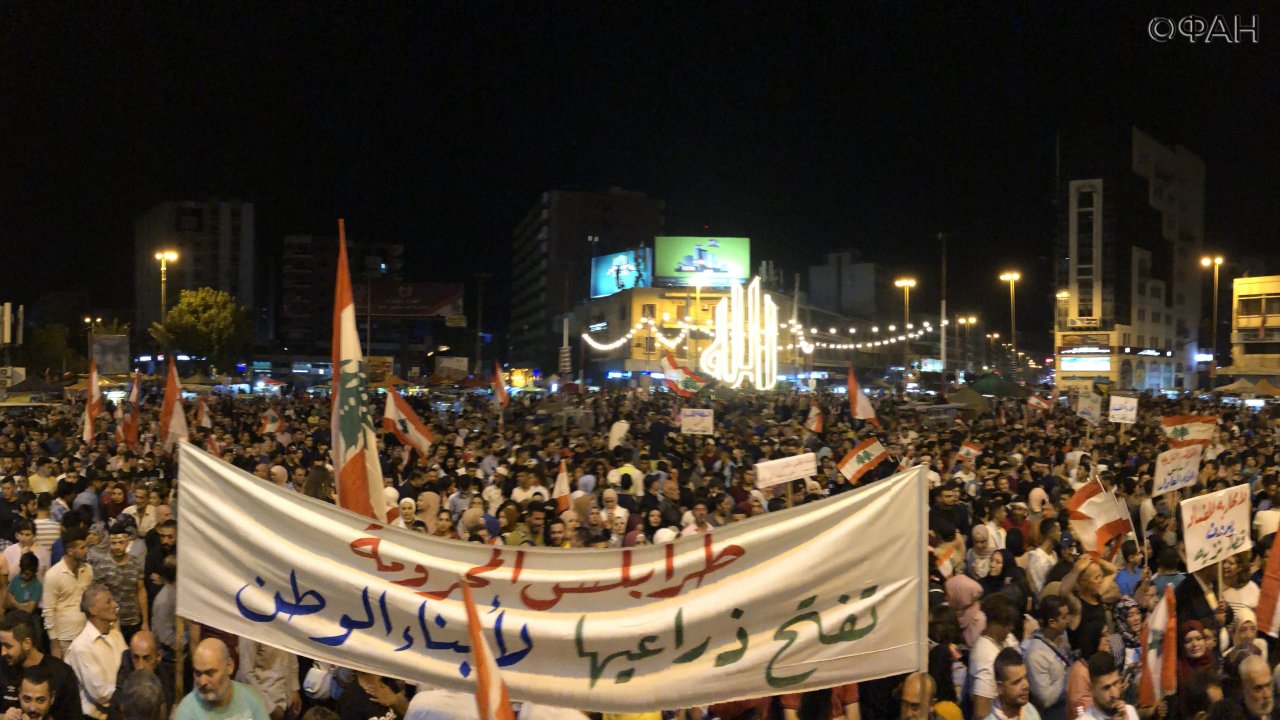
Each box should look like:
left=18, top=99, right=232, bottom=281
left=699, top=277, right=778, bottom=390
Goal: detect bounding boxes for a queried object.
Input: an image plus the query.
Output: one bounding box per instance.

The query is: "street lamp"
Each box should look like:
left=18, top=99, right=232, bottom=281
left=986, top=332, right=1000, bottom=369
left=957, top=315, right=977, bottom=372
left=154, top=250, right=179, bottom=319
left=83, top=316, right=101, bottom=360
left=999, top=272, right=1021, bottom=360
left=895, top=278, right=916, bottom=368
left=1201, top=255, right=1224, bottom=387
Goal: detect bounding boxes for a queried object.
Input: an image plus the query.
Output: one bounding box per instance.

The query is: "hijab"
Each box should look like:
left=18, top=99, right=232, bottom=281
left=944, top=575, right=987, bottom=647
left=1176, top=620, right=1213, bottom=685
left=418, top=491, right=441, bottom=534
left=978, top=549, right=1015, bottom=597
left=966, top=525, right=994, bottom=580
left=1111, top=597, right=1143, bottom=690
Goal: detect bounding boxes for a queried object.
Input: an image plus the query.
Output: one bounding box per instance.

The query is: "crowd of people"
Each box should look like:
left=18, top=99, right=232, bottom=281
left=0, top=381, right=1278, bottom=720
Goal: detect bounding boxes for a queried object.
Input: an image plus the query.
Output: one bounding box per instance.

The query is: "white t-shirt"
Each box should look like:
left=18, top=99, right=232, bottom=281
left=1027, top=547, right=1056, bottom=596
left=969, top=633, right=1017, bottom=700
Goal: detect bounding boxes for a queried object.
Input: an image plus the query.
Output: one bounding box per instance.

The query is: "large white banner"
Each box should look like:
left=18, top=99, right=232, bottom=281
left=1152, top=445, right=1202, bottom=497
left=1181, top=484, right=1252, bottom=573
left=176, top=444, right=927, bottom=711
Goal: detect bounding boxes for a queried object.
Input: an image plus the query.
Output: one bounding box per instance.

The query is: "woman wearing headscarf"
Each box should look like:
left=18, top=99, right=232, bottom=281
left=943, top=575, right=986, bottom=648
left=601, top=488, right=629, bottom=528
left=1109, top=598, right=1144, bottom=699
left=642, top=508, right=666, bottom=543
left=1176, top=620, right=1215, bottom=687
left=966, top=525, right=995, bottom=581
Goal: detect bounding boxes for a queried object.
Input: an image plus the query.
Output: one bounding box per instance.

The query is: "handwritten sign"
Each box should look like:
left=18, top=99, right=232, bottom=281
left=680, top=408, right=715, bottom=436
left=754, top=453, right=818, bottom=489
left=176, top=444, right=927, bottom=712
left=1180, top=484, right=1252, bottom=573
left=1077, top=392, right=1102, bottom=424
left=1108, top=395, right=1138, bottom=424
left=1152, top=445, right=1202, bottom=497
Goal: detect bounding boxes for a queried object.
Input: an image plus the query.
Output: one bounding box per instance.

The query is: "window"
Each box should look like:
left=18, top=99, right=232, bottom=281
left=642, top=304, right=656, bottom=319
left=1138, top=335, right=1145, bottom=346
left=1267, top=298, right=1280, bottom=315
left=1240, top=298, right=1263, bottom=316
left=1137, top=309, right=1146, bottom=321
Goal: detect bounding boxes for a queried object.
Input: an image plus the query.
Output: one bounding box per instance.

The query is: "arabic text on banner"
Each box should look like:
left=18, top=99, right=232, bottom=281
left=753, top=452, right=818, bottom=489
left=1152, top=445, right=1202, bottom=497
left=679, top=408, right=715, bottom=436
left=175, top=444, right=928, bottom=712
left=1108, top=395, right=1138, bottom=424
left=1077, top=392, right=1102, bottom=424
left=1180, top=484, right=1252, bottom=574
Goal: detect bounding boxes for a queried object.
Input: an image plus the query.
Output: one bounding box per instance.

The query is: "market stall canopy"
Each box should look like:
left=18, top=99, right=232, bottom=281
left=3, top=376, right=65, bottom=394
left=64, top=376, right=124, bottom=391
left=1216, top=378, right=1257, bottom=394
left=183, top=371, right=217, bottom=386
left=967, top=373, right=1030, bottom=398
left=369, top=375, right=411, bottom=389
left=1254, top=379, right=1280, bottom=396
left=948, top=386, right=990, bottom=413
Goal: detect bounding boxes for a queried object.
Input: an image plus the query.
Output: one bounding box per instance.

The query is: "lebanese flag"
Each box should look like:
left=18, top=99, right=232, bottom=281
left=205, top=433, right=225, bottom=456
left=1027, top=394, right=1053, bottom=412
left=552, top=459, right=572, bottom=513
left=196, top=397, right=213, bottom=429
left=660, top=350, right=709, bottom=398
left=382, top=388, right=438, bottom=458
left=1255, top=535, right=1280, bottom=637
left=158, top=357, right=189, bottom=451
left=121, top=370, right=141, bottom=450
left=82, top=358, right=103, bottom=444
left=1162, top=415, right=1217, bottom=447
left=258, top=408, right=282, bottom=436
left=838, top=438, right=889, bottom=483
left=331, top=219, right=389, bottom=523
left=847, top=367, right=879, bottom=427
left=804, top=397, right=824, bottom=433
left=1065, top=475, right=1133, bottom=560
left=461, top=578, right=516, bottom=720
left=1138, top=585, right=1178, bottom=705
left=492, top=361, right=509, bottom=408
left=957, top=440, right=983, bottom=461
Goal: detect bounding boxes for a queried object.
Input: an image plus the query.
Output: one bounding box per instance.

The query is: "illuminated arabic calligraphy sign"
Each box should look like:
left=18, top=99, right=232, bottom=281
left=699, top=277, right=779, bottom=390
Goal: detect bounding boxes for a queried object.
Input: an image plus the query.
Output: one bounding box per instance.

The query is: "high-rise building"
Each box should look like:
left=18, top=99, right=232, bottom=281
left=508, top=188, right=665, bottom=370
left=1053, top=127, right=1205, bottom=391
left=807, top=251, right=895, bottom=320
left=134, top=200, right=256, bottom=340
left=279, top=235, right=405, bottom=355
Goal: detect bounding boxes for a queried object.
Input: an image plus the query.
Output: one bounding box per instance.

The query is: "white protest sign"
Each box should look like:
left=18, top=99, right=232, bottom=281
left=753, top=452, right=819, bottom=489
left=177, top=444, right=927, bottom=712
left=1077, top=392, right=1102, bottom=424
left=1180, top=484, right=1252, bottom=573
left=1108, top=395, right=1138, bottom=424
left=1152, top=444, right=1203, bottom=497
left=680, top=408, right=715, bottom=436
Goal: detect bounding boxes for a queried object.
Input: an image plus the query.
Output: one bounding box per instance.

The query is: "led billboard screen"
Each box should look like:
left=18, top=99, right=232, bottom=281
left=590, top=249, right=653, bottom=298
left=654, top=236, right=750, bottom=288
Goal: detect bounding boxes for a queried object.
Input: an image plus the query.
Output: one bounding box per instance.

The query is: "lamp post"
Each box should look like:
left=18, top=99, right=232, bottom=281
left=957, top=316, right=977, bottom=374
left=894, top=277, right=916, bottom=369
left=154, top=250, right=178, bottom=321
left=83, top=315, right=101, bottom=362
left=986, top=332, right=1000, bottom=370
left=1201, top=255, right=1224, bottom=387
left=999, top=272, right=1021, bottom=361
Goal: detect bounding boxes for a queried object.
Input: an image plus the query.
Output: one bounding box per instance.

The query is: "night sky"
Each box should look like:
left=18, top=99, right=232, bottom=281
left=3, top=4, right=1276, bottom=344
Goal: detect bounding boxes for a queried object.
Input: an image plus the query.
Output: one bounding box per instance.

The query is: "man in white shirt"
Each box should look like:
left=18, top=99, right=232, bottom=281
left=971, top=594, right=1022, bottom=719
left=66, top=584, right=127, bottom=719
left=41, top=526, right=94, bottom=658
left=984, top=648, right=1040, bottom=720
left=1027, top=519, right=1060, bottom=597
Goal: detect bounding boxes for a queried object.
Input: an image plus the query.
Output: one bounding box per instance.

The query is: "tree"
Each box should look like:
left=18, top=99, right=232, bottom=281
left=149, top=288, right=250, bottom=369
left=20, top=324, right=84, bottom=378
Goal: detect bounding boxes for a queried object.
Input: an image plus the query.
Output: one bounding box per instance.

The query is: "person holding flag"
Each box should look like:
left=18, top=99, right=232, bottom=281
left=159, top=357, right=188, bottom=451
left=804, top=396, right=823, bottom=434
left=847, top=367, right=879, bottom=427
left=382, top=388, right=438, bottom=458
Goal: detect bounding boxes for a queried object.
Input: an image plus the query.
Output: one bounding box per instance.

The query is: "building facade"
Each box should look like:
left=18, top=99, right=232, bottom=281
left=134, top=200, right=256, bottom=339
left=1053, top=127, right=1205, bottom=391
left=508, top=189, right=665, bottom=371
left=1228, top=275, right=1280, bottom=376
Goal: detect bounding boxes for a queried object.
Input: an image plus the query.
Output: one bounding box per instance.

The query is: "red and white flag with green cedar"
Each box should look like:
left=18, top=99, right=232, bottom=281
left=804, top=397, right=824, bottom=433
left=838, top=438, right=889, bottom=483
left=957, top=440, right=983, bottom=461
left=82, top=358, right=103, bottom=444
left=660, top=351, right=709, bottom=397
left=331, top=220, right=389, bottom=523
left=382, top=387, right=438, bottom=458
left=1027, top=394, right=1053, bottom=412
left=159, top=357, right=188, bottom=451
left=1162, top=415, right=1216, bottom=447
left=847, top=367, right=879, bottom=427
